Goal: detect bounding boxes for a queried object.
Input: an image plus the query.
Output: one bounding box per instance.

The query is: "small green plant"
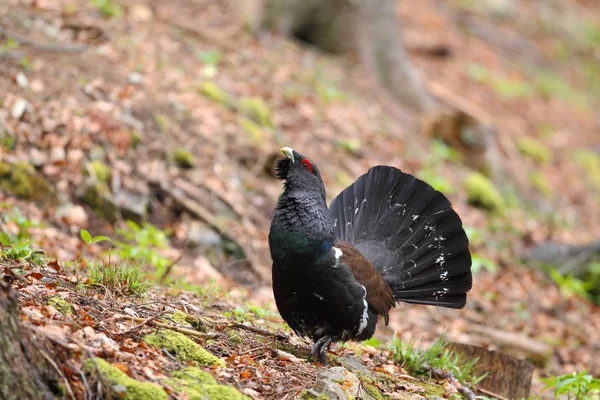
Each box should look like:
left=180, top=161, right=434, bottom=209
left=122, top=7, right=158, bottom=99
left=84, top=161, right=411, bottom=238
left=388, top=335, right=486, bottom=386
left=80, top=229, right=111, bottom=245
left=542, top=371, right=600, bottom=399
left=196, top=50, right=222, bottom=78
left=471, top=253, right=497, bottom=275
left=548, top=269, right=592, bottom=301
left=113, top=221, right=172, bottom=275
left=89, top=0, right=122, bottom=18
left=88, top=261, right=150, bottom=296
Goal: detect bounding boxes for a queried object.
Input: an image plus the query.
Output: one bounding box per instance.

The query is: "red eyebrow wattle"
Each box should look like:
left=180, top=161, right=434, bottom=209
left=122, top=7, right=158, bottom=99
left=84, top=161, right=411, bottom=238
left=302, top=159, right=313, bottom=173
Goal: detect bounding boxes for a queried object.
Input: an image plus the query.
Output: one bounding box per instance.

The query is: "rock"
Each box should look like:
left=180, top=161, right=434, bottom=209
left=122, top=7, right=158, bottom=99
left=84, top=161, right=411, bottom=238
left=339, top=355, right=373, bottom=379
left=76, top=179, right=119, bottom=223
left=29, top=148, right=48, bottom=167
left=15, top=72, right=29, bottom=88
left=187, top=220, right=222, bottom=247
left=49, top=146, right=66, bottom=163
left=0, top=161, right=59, bottom=207
left=114, top=190, right=148, bottom=223
left=129, top=3, right=153, bottom=22
left=304, top=367, right=361, bottom=400
left=128, top=72, right=143, bottom=85
left=57, top=204, right=89, bottom=227
left=11, top=98, right=28, bottom=119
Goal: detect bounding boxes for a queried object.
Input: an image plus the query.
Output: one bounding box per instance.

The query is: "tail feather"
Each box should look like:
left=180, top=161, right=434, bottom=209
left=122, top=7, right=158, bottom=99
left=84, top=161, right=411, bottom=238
left=329, top=166, right=472, bottom=309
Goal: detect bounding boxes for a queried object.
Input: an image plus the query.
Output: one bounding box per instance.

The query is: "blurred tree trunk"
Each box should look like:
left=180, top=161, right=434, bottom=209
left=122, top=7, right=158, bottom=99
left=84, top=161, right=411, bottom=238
left=259, top=0, right=436, bottom=112
left=0, top=283, right=60, bottom=399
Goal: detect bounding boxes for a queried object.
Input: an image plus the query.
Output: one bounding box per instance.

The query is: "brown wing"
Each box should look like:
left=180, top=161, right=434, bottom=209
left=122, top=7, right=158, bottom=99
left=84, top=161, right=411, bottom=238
left=335, top=241, right=396, bottom=325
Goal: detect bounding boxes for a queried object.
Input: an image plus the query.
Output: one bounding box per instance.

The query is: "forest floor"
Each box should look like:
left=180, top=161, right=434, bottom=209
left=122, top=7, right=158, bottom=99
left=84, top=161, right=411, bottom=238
left=1, top=0, right=600, bottom=398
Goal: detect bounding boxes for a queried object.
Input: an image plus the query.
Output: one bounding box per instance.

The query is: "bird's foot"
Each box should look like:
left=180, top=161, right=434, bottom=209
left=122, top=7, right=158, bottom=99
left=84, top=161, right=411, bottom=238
left=310, top=336, right=332, bottom=365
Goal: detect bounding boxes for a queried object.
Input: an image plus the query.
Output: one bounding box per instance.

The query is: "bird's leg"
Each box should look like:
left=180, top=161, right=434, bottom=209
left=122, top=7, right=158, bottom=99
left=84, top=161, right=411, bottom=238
left=310, top=336, right=332, bottom=364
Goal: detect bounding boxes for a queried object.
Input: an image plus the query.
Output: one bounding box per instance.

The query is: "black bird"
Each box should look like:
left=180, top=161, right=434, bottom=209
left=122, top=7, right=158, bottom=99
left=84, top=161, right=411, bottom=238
left=269, top=147, right=472, bottom=363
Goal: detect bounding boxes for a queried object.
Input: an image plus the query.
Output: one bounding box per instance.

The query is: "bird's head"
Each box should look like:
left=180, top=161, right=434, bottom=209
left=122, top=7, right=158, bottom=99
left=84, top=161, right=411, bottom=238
left=276, top=147, right=325, bottom=195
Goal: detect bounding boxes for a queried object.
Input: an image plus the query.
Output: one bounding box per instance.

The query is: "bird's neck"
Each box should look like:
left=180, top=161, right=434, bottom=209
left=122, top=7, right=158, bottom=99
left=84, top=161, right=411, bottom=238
left=269, top=190, right=335, bottom=263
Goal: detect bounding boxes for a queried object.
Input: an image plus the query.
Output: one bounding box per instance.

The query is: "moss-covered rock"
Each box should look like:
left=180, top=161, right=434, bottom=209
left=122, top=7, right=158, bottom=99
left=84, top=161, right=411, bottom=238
left=143, top=329, right=224, bottom=367
left=239, top=97, right=275, bottom=127
left=227, top=331, right=243, bottom=344
left=239, top=117, right=264, bottom=144
left=162, top=311, right=207, bottom=332
left=516, top=137, right=552, bottom=164
left=0, top=161, right=58, bottom=207
left=464, top=172, right=504, bottom=212
left=84, top=358, right=168, bottom=400
left=171, top=148, right=196, bottom=169
left=163, top=367, right=249, bottom=400
left=199, top=81, right=231, bottom=106
left=529, top=171, right=553, bottom=199
left=573, top=149, right=600, bottom=189
left=76, top=179, right=119, bottom=223
left=47, top=297, right=73, bottom=316
left=84, top=160, right=111, bottom=183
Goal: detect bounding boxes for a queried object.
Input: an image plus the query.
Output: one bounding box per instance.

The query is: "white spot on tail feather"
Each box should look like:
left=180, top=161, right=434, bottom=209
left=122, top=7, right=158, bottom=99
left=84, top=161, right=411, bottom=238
left=357, top=285, right=369, bottom=336
left=440, top=271, right=449, bottom=281
left=333, top=247, right=343, bottom=259
left=412, top=214, right=420, bottom=221
left=435, top=254, right=446, bottom=266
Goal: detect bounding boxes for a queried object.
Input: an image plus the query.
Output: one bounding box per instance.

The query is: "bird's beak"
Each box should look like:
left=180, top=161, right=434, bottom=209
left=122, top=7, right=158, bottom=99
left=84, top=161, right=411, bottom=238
left=280, top=147, right=294, bottom=164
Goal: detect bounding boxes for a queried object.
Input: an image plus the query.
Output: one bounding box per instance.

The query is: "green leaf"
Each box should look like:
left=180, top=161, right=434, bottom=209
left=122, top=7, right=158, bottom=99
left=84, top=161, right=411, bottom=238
left=363, top=338, right=381, bottom=347
left=80, top=229, right=92, bottom=244
left=90, top=235, right=111, bottom=244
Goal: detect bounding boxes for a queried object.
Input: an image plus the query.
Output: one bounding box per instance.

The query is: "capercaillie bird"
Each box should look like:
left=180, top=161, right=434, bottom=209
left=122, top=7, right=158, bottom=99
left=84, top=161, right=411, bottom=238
left=269, top=147, right=472, bottom=363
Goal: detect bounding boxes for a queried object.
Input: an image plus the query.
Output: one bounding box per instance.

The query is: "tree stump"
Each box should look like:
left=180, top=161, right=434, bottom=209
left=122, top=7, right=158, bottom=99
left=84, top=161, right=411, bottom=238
left=0, top=282, right=61, bottom=399
left=449, top=342, right=533, bottom=399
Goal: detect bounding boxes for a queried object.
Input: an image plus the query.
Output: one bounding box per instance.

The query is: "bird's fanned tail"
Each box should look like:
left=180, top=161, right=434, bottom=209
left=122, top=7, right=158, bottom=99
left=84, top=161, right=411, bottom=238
left=329, top=166, right=472, bottom=309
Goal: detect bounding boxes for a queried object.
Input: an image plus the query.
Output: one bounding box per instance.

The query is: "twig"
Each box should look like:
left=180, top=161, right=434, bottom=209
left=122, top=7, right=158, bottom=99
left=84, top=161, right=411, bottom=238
left=68, top=362, right=92, bottom=400
left=239, top=344, right=268, bottom=356
left=158, top=243, right=186, bottom=284
left=38, top=348, right=77, bottom=400
left=116, top=310, right=167, bottom=335
left=475, top=386, right=510, bottom=400
left=114, top=314, right=219, bottom=339
left=0, top=25, right=88, bottom=53
left=431, top=368, right=476, bottom=400
left=230, top=322, right=290, bottom=341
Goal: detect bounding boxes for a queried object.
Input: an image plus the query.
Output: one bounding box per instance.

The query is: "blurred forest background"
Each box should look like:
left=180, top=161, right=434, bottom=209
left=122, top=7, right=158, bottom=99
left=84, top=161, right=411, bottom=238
left=0, top=0, right=599, bottom=399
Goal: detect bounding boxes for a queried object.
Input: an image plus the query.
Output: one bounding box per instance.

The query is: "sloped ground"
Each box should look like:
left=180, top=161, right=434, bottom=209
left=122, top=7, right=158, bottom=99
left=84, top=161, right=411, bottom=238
left=1, top=0, right=600, bottom=398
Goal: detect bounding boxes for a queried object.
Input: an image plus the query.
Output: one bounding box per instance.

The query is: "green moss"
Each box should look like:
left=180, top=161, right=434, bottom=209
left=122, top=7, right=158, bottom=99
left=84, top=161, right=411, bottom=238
left=0, top=161, right=11, bottom=176
left=153, top=113, right=170, bottom=134
left=239, top=97, right=274, bottom=127
left=529, top=171, right=553, bottom=199
left=47, top=297, right=73, bottom=316
left=77, top=180, right=118, bottom=223
left=199, top=81, right=231, bottom=106
left=85, top=160, right=111, bottom=183
left=171, top=148, right=196, bottom=169
left=227, top=331, right=242, bottom=344
left=516, top=137, right=552, bottom=164
left=0, top=161, right=57, bottom=206
left=143, top=329, right=224, bottom=367
left=362, top=383, right=383, bottom=400
left=163, top=367, right=249, bottom=400
left=162, top=311, right=207, bottom=332
left=239, top=118, right=264, bottom=144
left=84, top=358, right=167, bottom=400
left=573, top=149, right=600, bottom=189
left=464, top=172, right=504, bottom=212
left=300, top=390, right=329, bottom=400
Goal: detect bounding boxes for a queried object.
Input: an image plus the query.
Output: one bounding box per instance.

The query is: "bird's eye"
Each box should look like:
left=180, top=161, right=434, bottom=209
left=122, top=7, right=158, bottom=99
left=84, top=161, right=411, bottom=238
left=301, top=159, right=313, bottom=173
